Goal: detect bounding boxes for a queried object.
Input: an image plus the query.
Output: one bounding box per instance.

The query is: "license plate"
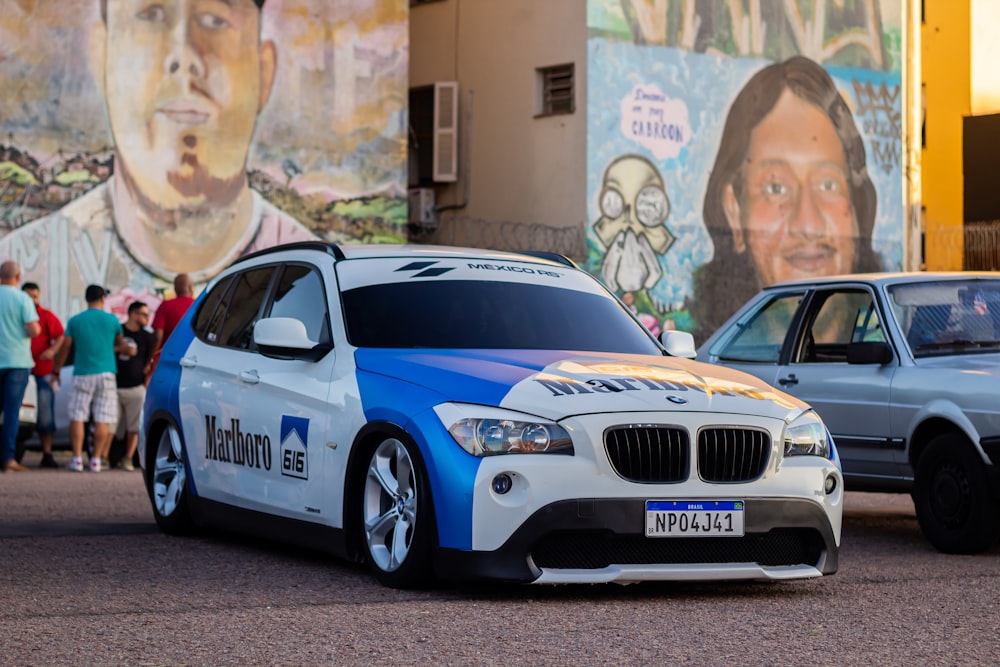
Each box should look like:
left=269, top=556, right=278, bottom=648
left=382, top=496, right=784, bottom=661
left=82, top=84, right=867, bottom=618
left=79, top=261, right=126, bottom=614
left=645, top=500, right=744, bottom=537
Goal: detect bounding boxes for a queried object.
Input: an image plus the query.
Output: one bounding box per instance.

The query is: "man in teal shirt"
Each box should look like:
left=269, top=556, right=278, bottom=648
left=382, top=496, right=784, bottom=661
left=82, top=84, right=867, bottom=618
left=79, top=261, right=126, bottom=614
left=0, top=261, right=41, bottom=472
left=52, top=285, right=126, bottom=472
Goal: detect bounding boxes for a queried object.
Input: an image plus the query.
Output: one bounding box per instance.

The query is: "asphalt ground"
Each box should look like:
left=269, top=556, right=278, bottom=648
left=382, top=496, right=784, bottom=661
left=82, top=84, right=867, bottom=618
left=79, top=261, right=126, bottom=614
left=2, top=448, right=999, bottom=666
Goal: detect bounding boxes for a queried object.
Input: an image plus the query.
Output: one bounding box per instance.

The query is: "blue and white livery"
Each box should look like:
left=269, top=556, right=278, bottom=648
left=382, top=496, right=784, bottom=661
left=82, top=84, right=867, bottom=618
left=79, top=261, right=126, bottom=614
left=140, top=243, right=842, bottom=588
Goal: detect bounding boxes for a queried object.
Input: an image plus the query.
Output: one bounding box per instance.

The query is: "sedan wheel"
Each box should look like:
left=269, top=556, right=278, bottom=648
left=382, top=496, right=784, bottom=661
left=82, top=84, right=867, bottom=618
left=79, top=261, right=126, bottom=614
left=149, top=424, right=194, bottom=535
left=361, top=436, right=434, bottom=588
left=913, top=434, right=999, bottom=554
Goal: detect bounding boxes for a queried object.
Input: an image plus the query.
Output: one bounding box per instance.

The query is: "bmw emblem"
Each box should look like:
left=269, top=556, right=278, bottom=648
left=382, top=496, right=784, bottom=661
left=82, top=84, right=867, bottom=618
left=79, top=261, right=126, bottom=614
left=666, top=395, right=688, bottom=405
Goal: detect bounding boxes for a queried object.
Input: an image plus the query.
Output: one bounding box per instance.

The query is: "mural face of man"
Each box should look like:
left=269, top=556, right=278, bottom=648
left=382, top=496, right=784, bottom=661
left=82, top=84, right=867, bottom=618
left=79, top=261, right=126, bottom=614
left=102, top=0, right=276, bottom=213
left=723, top=89, right=858, bottom=287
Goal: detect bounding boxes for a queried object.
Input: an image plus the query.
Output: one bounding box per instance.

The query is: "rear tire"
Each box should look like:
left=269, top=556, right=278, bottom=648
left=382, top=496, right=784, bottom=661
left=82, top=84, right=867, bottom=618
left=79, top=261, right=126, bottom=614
left=148, top=424, right=194, bottom=535
left=359, top=436, right=435, bottom=588
left=912, top=434, right=1000, bottom=554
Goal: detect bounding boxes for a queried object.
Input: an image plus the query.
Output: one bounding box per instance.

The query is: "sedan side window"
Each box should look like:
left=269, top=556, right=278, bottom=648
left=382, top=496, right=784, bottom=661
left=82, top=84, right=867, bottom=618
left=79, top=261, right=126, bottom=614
left=712, top=293, right=803, bottom=363
left=797, top=289, right=883, bottom=363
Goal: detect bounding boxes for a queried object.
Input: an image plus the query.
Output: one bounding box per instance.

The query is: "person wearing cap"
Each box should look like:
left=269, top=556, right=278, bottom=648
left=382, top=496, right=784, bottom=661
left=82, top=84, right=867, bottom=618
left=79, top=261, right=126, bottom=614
left=52, top=284, right=127, bottom=472
left=0, top=261, right=40, bottom=473
left=21, top=282, right=66, bottom=468
left=0, top=0, right=316, bottom=323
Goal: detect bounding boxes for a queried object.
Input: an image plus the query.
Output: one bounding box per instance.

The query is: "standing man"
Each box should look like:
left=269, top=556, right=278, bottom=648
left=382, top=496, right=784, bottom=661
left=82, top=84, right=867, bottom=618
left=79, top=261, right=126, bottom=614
left=52, top=285, right=126, bottom=473
left=0, top=261, right=41, bottom=473
left=152, top=273, right=196, bottom=353
left=0, top=0, right=316, bottom=322
left=21, top=282, right=65, bottom=469
left=115, top=301, right=154, bottom=471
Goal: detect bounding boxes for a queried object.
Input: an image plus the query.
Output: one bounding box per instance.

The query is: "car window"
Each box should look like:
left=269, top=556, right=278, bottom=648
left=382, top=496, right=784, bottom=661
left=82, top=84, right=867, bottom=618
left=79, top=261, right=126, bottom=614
left=890, top=280, right=1000, bottom=356
left=341, top=280, right=661, bottom=353
left=192, top=275, right=233, bottom=343
left=266, top=264, right=332, bottom=345
left=796, top=289, right=883, bottom=363
left=216, top=267, right=276, bottom=350
left=711, top=293, right=803, bottom=363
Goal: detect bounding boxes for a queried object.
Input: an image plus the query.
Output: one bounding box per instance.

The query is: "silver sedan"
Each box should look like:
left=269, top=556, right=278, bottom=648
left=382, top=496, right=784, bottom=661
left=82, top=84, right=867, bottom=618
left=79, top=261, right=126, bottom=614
left=696, top=272, right=1000, bottom=554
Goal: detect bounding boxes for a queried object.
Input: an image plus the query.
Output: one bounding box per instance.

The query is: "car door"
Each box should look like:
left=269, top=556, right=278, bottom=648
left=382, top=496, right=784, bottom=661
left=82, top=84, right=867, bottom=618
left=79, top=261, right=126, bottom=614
left=180, top=266, right=277, bottom=509
left=701, top=290, right=807, bottom=388
left=233, top=262, right=343, bottom=523
left=773, top=286, right=901, bottom=482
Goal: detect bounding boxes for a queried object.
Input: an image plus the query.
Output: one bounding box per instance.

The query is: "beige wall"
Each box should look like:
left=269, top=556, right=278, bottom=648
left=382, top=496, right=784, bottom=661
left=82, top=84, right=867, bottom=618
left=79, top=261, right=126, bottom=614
left=409, top=0, right=587, bottom=229
left=971, top=0, right=1000, bottom=114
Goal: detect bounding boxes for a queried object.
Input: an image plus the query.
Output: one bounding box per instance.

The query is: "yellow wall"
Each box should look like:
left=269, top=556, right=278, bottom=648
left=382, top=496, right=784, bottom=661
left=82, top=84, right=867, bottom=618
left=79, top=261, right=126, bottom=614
left=921, top=0, right=969, bottom=269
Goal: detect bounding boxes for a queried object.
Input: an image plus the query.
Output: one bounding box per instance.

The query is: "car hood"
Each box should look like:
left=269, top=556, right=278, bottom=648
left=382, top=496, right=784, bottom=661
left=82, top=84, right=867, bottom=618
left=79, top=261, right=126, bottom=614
left=353, top=348, right=807, bottom=421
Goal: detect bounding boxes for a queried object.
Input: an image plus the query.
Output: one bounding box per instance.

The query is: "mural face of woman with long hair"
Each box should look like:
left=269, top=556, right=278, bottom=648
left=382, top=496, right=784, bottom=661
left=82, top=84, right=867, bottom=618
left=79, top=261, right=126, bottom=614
left=693, top=55, right=882, bottom=342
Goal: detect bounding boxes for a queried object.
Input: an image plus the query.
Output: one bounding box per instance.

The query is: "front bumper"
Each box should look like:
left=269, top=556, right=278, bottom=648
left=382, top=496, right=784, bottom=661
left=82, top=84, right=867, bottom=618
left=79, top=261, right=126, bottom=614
left=435, top=496, right=838, bottom=584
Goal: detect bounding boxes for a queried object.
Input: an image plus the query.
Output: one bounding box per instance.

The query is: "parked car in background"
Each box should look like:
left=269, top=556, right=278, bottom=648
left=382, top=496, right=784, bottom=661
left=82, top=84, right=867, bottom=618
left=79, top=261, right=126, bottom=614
left=140, top=242, right=843, bottom=588
left=697, top=272, right=1000, bottom=554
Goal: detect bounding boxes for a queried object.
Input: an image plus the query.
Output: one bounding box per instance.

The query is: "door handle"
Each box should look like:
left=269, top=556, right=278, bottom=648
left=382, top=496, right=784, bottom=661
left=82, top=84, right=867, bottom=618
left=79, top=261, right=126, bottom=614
left=778, top=374, right=798, bottom=386
left=239, top=370, right=260, bottom=385
left=179, top=356, right=196, bottom=368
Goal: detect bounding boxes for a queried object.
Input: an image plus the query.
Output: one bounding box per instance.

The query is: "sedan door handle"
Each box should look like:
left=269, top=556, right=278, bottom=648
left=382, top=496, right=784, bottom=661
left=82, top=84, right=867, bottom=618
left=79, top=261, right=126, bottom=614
left=179, top=356, right=197, bottom=368
left=239, top=370, right=260, bottom=385
left=778, top=374, right=798, bottom=386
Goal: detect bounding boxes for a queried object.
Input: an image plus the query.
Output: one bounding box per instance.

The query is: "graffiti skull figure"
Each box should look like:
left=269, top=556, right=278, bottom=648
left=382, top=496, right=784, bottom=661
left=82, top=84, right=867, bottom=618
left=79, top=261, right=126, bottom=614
left=593, top=155, right=674, bottom=293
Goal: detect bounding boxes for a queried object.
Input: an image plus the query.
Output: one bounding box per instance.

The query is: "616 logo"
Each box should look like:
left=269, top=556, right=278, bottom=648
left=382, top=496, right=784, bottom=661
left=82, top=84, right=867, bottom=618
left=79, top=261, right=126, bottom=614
left=280, top=415, right=310, bottom=480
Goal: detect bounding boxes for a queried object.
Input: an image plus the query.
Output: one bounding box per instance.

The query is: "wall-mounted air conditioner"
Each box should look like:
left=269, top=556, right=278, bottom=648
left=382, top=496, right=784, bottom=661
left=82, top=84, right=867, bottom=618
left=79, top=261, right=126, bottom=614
left=408, top=187, right=437, bottom=228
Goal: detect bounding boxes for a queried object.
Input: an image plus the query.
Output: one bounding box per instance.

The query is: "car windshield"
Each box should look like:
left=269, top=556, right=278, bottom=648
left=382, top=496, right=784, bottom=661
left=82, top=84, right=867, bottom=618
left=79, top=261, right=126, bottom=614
left=888, top=279, right=1000, bottom=357
left=341, top=279, right=662, bottom=353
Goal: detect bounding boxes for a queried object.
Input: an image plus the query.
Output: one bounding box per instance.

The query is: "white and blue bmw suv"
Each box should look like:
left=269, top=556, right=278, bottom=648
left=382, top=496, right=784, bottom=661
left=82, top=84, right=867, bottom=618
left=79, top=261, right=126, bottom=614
left=140, top=242, right=843, bottom=588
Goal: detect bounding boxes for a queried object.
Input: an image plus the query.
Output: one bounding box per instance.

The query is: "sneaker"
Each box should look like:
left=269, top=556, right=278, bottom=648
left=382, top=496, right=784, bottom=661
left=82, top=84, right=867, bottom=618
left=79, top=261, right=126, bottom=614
left=90, top=457, right=102, bottom=473
left=67, top=457, right=83, bottom=472
left=121, top=459, right=135, bottom=472
left=101, top=457, right=110, bottom=469
left=39, top=453, right=58, bottom=469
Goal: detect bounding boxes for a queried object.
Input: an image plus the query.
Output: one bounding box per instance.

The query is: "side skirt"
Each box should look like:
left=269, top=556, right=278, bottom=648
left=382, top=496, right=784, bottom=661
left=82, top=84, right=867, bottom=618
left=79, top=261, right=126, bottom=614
left=188, top=496, right=356, bottom=564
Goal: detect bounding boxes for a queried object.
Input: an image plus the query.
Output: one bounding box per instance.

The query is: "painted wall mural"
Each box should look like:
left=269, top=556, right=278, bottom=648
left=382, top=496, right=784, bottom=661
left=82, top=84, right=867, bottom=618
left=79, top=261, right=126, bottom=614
left=0, top=0, right=408, bottom=321
left=587, top=0, right=905, bottom=343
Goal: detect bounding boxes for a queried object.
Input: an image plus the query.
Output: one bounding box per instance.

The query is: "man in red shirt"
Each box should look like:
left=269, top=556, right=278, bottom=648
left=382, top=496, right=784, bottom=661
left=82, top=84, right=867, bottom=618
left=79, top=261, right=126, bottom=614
left=21, top=282, right=65, bottom=468
left=150, top=274, right=195, bottom=375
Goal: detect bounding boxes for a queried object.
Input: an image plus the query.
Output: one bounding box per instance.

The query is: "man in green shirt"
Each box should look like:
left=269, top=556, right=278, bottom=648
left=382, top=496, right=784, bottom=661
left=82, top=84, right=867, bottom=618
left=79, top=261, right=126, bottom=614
left=52, top=285, right=126, bottom=472
left=0, top=261, right=40, bottom=472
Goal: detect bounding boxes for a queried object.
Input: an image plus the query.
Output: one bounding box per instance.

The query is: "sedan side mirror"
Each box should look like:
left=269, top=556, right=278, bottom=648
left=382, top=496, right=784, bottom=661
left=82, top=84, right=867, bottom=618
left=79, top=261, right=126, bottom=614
left=660, top=330, right=697, bottom=358
left=846, top=341, right=893, bottom=365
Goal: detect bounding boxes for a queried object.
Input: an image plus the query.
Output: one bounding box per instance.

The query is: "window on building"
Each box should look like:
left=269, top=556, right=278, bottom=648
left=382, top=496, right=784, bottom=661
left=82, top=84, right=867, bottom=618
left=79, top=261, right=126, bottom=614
left=536, top=63, right=575, bottom=116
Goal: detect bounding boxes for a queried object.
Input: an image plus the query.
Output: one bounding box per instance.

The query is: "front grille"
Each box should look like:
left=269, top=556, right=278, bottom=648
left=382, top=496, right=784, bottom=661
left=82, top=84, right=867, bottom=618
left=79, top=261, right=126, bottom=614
left=532, top=529, right=822, bottom=569
left=605, top=426, right=689, bottom=483
left=698, top=428, right=770, bottom=482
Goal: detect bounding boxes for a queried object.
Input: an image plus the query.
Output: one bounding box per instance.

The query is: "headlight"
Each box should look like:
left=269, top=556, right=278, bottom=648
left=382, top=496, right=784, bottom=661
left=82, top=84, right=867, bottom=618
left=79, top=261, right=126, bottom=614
left=783, top=410, right=831, bottom=459
left=435, top=403, right=573, bottom=457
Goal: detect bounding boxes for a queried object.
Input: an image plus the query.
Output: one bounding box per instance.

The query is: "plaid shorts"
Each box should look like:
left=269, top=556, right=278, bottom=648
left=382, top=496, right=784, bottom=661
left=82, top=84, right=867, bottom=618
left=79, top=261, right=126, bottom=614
left=68, top=373, right=118, bottom=424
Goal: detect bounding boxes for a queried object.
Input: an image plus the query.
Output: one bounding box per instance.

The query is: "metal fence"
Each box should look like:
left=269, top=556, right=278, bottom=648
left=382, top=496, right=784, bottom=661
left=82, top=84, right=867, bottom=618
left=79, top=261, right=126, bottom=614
left=965, top=221, right=1000, bottom=270
left=409, top=214, right=586, bottom=262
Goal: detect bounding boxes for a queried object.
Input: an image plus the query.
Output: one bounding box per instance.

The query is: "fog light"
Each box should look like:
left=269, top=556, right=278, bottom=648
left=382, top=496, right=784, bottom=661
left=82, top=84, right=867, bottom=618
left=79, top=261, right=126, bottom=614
left=824, top=474, right=837, bottom=495
left=492, top=473, right=513, bottom=495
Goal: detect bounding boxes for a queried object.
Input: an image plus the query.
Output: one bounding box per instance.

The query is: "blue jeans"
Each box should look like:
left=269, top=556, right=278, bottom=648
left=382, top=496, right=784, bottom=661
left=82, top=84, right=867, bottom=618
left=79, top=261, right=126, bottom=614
left=0, top=368, right=30, bottom=463
left=35, top=374, right=56, bottom=435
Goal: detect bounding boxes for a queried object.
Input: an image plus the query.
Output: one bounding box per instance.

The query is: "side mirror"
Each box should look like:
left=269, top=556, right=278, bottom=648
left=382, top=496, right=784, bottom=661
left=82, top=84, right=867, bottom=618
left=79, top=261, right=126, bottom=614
left=660, top=330, right=697, bottom=358
left=254, top=317, right=330, bottom=360
left=846, top=341, right=893, bottom=365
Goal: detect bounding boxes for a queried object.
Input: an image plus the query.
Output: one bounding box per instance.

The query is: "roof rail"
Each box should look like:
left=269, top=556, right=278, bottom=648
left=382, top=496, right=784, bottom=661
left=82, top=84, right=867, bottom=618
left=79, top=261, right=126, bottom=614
left=519, top=251, right=580, bottom=269
left=230, top=241, right=345, bottom=267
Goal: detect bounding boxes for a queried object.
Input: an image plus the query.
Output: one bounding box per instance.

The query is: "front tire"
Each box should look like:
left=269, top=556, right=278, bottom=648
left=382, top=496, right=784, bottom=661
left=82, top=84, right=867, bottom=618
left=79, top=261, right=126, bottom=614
left=360, top=436, right=435, bottom=588
left=148, top=424, right=194, bottom=535
left=912, top=434, right=999, bottom=554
